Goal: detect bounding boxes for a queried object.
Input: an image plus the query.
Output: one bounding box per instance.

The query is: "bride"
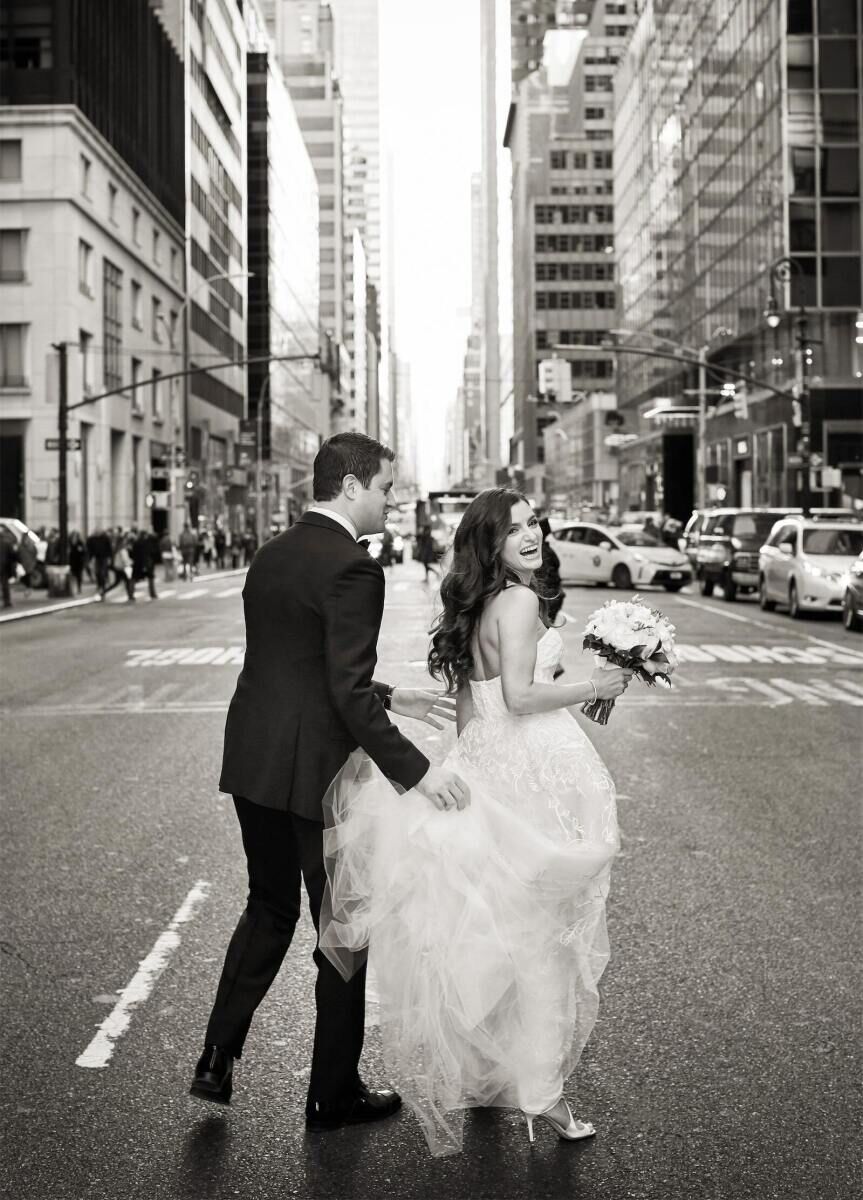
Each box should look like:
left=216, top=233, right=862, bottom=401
left=319, top=489, right=631, bottom=1156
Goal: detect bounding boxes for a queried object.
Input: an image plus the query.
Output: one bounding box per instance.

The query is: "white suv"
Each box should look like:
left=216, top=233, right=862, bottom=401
left=759, top=517, right=863, bottom=618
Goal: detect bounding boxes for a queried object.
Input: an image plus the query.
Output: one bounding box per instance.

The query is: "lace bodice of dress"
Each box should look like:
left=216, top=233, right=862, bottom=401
left=469, top=626, right=564, bottom=720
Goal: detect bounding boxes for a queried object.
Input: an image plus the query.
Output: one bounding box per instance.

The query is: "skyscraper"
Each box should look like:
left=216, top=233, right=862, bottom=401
left=613, top=0, right=862, bottom=515
left=0, top=0, right=186, bottom=532
left=505, top=1, right=633, bottom=505
left=267, top=1, right=348, bottom=426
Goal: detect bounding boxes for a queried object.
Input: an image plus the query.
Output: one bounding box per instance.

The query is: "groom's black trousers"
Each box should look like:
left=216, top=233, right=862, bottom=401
left=205, top=797, right=367, bottom=1105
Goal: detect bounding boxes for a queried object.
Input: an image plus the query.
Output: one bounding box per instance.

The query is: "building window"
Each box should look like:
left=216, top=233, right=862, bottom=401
left=822, top=256, right=862, bottom=306
left=132, top=207, right=140, bottom=244
left=131, top=280, right=143, bottom=329
left=0, top=323, right=27, bottom=387
left=170, top=247, right=180, bottom=282
left=593, top=151, right=613, bottom=170
left=78, top=239, right=94, bottom=296
left=108, top=182, right=118, bottom=223
left=550, top=150, right=567, bottom=169
left=152, top=296, right=163, bottom=341
left=822, top=147, right=859, bottom=196
left=1, top=10, right=53, bottom=67
left=0, top=229, right=26, bottom=281
left=0, top=140, right=22, bottom=181
left=79, top=330, right=93, bottom=394
left=103, top=259, right=123, bottom=389
left=131, top=358, right=144, bottom=415
left=585, top=107, right=606, bottom=120
left=821, top=203, right=860, bottom=252
left=80, top=154, right=91, bottom=198
left=153, top=229, right=161, bottom=264
left=151, top=368, right=164, bottom=419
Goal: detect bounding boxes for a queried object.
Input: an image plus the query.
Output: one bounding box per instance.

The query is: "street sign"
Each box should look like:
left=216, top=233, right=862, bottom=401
left=788, top=454, right=804, bottom=467
left=238, top=418, right=257, bottom=447
left=45, top=437, right=81, bottom=451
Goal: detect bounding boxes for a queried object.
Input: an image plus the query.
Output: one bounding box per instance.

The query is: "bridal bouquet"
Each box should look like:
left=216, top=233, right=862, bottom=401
left=581, top=597, right=678, bottom=725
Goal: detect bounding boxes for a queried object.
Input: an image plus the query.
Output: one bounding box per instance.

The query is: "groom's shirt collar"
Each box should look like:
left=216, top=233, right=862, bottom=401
left=305, top=506, right=358, bottom=542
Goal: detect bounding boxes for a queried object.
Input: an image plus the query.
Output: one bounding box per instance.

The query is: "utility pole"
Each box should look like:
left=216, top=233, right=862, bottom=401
left=53, top=341, right=69, bottom=565
left=697, top=345, right=707, bottom=510
left=794, top=311, right=812, bottom=518
left=480, top=0, right=501, bottom=484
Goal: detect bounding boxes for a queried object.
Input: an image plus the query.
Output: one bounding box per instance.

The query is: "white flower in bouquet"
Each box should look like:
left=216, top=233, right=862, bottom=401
left=580, top=597, right=679, bottom=724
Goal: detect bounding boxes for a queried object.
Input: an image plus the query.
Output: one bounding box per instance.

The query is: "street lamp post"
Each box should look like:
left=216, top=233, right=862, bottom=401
left=764, top=256, right=812, bottom=517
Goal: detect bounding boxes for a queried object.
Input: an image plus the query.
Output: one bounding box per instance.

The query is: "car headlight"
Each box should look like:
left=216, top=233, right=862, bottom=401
left=632, top=553, right=647, bottom=564
left=803, top=560, right=826, bottom=579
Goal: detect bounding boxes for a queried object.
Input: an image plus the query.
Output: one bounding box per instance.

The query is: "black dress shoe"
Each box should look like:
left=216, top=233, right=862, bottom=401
left=190, top=1045, right=234, bottom=1105
left=305, top=1086, right=402, bottom=1131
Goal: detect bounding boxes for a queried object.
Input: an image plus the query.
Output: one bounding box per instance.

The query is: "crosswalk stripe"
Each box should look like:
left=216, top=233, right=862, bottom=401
left=215, top=587, right=243, bottom=598
left=178, top=589, right=209, bottom=599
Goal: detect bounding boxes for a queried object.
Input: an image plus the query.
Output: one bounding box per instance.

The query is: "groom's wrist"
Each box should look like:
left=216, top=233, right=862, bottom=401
left=383, top=685, right=394, bottom=711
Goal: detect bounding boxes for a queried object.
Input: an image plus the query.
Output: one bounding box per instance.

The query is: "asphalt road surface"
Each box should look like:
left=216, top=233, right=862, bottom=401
left=1, top=563, right=861, bottom=1200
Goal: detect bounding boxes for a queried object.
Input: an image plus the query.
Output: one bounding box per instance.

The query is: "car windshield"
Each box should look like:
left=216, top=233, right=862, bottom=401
left=733, top=512, right=786, bottom=537
left=616, top=530, right=663, bottom=547
left=802, top=528, right=863, bottom=556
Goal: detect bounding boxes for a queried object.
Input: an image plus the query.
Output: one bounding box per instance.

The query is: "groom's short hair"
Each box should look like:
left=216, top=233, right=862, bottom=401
left=313, top=432, right=395, bottom=500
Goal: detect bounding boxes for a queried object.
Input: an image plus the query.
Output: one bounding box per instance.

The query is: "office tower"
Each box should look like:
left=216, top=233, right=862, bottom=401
left=614, top=0, right=862, bottom=515
left=0, top=0, right=186, bottom=532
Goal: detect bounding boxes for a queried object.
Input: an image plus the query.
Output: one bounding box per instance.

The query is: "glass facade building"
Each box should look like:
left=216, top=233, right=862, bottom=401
left=247, top=49, right=321, bottom=526
left=613, top=0, right=862, bottom=515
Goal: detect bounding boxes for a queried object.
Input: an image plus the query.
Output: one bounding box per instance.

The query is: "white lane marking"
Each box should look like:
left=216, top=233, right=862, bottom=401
left=178, top=588, right=209, bottom=600
left=124, top=646, right=245, bottom=667
left=674, top=642, right=863, bottom=666
left=76, top=880, right=210, bottom=1069
left=675, top=596, right=757, bottom=625
left=215, top=586, right=243, bottom=598
left=673, top=594, right=863, bottom=655
left=159, top=589, right=176, bottom=599
left=0, top=595, right=101, bottom=623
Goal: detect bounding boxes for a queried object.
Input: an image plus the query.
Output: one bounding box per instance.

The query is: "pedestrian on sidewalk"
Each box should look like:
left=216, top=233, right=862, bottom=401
left=417, top=525, right=438, bottom=582
left=179, top=524, right=197, bottom=580
left=132, top=530, right=159, bottom=599
left=215, top=525, right=227, bottom=570
left=201, top=527, right=214, bottom=570
left=0, top=528, right=17, bottom=609
left=68, top=531, right=87, bottom=594
left=15, top=529, right=37, bottom=596
left=86, top=528, right=113, bottom=598
left=114, top=537, right=135, bottom=601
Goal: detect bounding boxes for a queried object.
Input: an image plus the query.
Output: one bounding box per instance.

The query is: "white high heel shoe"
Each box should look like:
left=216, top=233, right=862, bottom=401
left=523, top=1098, right=596, bottom=1144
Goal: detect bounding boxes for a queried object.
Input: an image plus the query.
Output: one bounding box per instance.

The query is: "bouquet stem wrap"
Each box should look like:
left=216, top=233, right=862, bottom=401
left=581, top=657, right=619, bottom=726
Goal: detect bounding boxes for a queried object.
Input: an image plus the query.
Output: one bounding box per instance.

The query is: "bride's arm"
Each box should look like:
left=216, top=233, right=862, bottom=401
left=456, top=682, right=474, bottom=735
left=498, top=587, right=617, bottom=715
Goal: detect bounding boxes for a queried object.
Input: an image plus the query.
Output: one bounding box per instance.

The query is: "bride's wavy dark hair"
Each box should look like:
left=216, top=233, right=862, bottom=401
left=428, top=487, right=549, bottom=692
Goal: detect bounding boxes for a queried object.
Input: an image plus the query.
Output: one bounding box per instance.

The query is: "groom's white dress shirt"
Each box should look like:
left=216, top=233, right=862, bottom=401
left=305, top=507, right=358, bottom=542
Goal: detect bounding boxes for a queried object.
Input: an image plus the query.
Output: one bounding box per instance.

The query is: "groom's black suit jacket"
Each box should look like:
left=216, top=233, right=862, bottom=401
left=219, top=511, right=429, bottom=820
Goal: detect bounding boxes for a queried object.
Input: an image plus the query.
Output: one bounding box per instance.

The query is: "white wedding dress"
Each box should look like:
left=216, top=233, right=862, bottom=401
left=319, top=627, right=620, bottom=1155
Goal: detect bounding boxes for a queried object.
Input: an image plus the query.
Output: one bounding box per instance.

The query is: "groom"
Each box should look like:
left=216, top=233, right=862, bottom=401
left=190, top=432, right=468, bottom=1130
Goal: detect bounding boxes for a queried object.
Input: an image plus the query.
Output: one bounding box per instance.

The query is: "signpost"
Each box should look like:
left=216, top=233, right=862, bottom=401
left=46, top=437, right=81, bottom=451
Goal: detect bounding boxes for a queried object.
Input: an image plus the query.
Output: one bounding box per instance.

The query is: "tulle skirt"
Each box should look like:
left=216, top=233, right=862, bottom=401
left=319, top=713, right=619, bottom=1156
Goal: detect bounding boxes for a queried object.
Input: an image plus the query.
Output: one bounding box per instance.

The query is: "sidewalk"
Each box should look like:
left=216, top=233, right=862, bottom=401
left=0, top=564, right=248, bottom=624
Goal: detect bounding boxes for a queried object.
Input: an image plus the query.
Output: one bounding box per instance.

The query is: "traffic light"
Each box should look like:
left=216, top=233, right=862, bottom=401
left=185, top=469, right=200, bottom=493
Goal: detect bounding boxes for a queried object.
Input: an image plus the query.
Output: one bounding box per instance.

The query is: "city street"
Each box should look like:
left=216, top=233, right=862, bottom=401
left=1, top=564, right=861, bottom=1200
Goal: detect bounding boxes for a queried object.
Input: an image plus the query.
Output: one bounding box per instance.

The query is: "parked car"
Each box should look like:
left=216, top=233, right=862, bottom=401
left=0, top=517, right=48, bottom=587
left=364, top=528, right=405, bottom=565
left=759, top=517, right=863, bottom=618
left=618, top=509, right=662, bottom=527
left=695, top=509, right=793, bottom=601
left=681, top=509, right=711, bottom=567
left=843, top=553, right=863, bottom=632
left=548, top=522, right=692, bottom=591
